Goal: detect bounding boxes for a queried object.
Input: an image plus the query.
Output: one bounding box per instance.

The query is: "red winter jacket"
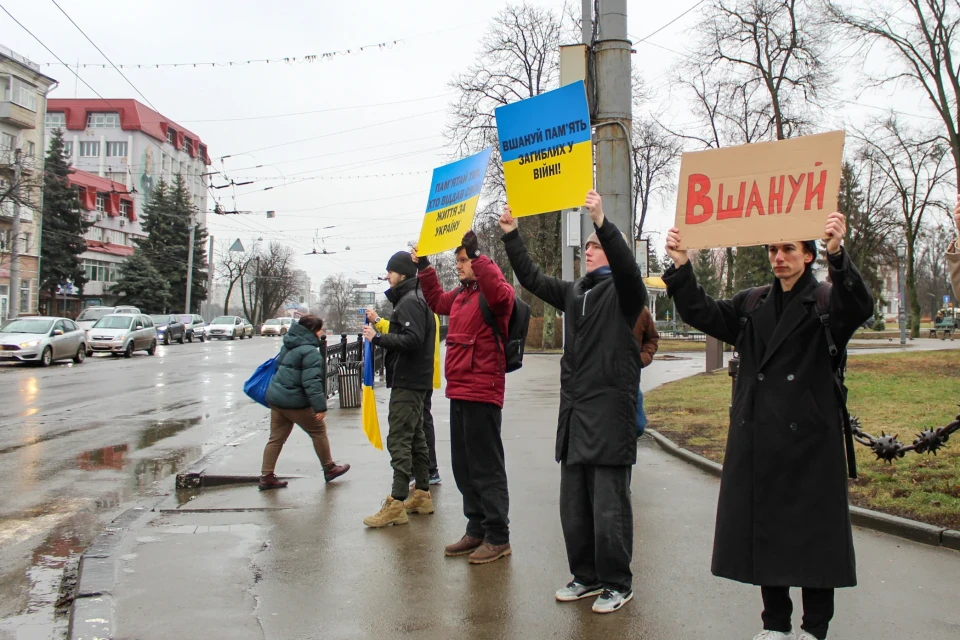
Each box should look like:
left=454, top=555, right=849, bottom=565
left=418, top=255, right=514, bottom=407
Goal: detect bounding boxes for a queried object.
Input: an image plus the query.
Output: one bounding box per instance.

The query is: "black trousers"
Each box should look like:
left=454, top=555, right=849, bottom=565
left=762, top=586, right=835, bottom=639
left=560, top=463, right=633, bottom=593
left=423, top=389, right=438, bottom=475
left=450, top=399, right=509, bottom=545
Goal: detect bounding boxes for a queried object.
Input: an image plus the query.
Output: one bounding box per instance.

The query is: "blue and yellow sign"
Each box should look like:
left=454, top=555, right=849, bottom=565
left=495, top=81, right=592, bottom=217
left=416, top=148, right=492, bottom=256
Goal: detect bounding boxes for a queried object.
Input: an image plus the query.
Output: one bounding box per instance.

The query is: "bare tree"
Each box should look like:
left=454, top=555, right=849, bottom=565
left=855, top=116, right=952, bottom=337
left=320, top=273, right=359, bottom=333
left=915, top=222, right=956, bottom=318
left=255, top=242, right=299, bottom=323
left=215, top=240, right=255, bottom=316
left=631, top=118, right=682, bottom=237
left=828, top=0, right=960, bottom=186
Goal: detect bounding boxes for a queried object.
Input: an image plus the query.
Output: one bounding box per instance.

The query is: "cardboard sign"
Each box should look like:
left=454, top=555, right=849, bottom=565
left=495, top=81, right=593, bottom=217
left=416, top=148, right=492, bottom=257
left=674, top=131, right=845, bottom=250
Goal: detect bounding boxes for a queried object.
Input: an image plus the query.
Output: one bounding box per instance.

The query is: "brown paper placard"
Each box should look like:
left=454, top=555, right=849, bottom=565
left=674, top=131, right=845, bottom=250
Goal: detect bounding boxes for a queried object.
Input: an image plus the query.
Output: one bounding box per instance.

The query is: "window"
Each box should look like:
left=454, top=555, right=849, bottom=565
left=0, top=229, right=9, bottom=251
left=79, top=141, right=100, bottom=157
left=86, top=226, right=103, bottom=242
left=106, top=141, right=128, bottom=157
left=161, top=152, right=170, bottom=174
left=63, top=141, right=73, bottom=157
left=166, top=128, right=176, bottom=145
left=4, top=76, right=38, bottom=111
left=96, top=194, right=106, bottom=213
left=65, top=320, right=79, bottom=332
left=27, top=141, right=35, bottom=157
left=105, top=229, right=125, bottom=245
left=86, top=112, right=120, bottom=128
left=20, top=279, right=30, bottom=314
left=21, top=232, right=30, bottom=254
left=45, top=112, right=66, bottom=128
left=0, top=132, right=14, bottom=151
left=183, top=136, right=192, bottom=152
left=82, top=259, right=119, bottom=283
left=120, top=200, right=130, bottom=218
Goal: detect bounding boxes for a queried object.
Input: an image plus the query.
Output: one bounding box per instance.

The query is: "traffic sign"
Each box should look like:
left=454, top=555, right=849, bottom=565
left=944, top=295, right=951, bottom=305
left=357, top=307, right=366, bottom=317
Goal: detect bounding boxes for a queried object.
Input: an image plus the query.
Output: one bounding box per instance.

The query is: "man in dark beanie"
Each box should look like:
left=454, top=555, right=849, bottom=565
left=361, top=250, right=436, bottom=528
left=663, top=213, right=873, bottom=640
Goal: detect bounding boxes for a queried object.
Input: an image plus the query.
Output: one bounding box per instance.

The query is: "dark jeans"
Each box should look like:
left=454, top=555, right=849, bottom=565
left=761, top=586, right=835, bottom=640
left=386, top=388, right=430, bottom=500
left=423, top=389, right=438, bottom=475
left=450, top=399, right=509, bottom=545
left=560, top=463, right=633, bottom=593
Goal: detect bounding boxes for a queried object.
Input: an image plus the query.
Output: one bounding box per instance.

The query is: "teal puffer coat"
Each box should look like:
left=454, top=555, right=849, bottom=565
left=265, top=322, right=327, bottom=413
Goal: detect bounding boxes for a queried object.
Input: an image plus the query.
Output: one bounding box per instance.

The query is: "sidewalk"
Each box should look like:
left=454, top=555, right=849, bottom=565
left=79, top=354, right=960, bottom=640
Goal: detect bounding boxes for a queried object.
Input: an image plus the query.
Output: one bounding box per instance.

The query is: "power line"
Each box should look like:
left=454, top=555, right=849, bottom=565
left=630, top=0, right=706, bottom=44
left=49, top=0, right=161, bottom=113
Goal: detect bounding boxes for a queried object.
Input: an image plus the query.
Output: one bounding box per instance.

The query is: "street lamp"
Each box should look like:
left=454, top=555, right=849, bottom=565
left=896, top=239, right=907, bottom=345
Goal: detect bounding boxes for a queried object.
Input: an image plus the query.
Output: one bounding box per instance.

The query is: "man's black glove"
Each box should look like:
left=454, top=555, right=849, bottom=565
left=416, top=254, right=430, bottom=271
left=462, top=230, right=481, bottom=259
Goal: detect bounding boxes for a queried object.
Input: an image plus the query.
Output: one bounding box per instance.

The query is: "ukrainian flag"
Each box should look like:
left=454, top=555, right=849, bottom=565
left=496, top=80, right=593, bottom=217
left=362, top=332, right=383, bottom=450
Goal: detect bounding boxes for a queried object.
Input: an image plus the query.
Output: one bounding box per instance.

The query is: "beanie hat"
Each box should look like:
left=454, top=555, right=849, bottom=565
left=584, top=230, right=629, bottom=248
left=386, top=251, right=417, bottom=278
left=802, top=240, right=818, bottom=256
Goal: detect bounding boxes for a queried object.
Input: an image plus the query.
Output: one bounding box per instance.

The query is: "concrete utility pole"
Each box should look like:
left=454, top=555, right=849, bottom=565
left=591, top=0, right=633, bottom=252
left=184, top=218, right=195, bottom=314
left=9, top=148, right=22, bottom=319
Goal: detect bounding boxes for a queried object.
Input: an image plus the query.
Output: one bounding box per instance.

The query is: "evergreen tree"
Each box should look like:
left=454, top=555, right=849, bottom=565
left=692, top=249, right=721, bottom=299
left=40, top=128, right=91, bottom=315
left=110, top=250, right=171, bottom=312
left=733, top=245, right=772, bottom=291
left=168, top=174, right=208, bottom=313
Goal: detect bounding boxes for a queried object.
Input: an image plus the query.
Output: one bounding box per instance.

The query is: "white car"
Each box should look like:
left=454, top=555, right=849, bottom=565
left=75, top=305, right=141, bottom=333
left=206, top=315, right=253, bottom=340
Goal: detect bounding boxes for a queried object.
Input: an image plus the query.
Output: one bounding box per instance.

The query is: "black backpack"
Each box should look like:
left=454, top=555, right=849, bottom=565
left=736, top=282, right=858, bottom=479
left=457, top=287, right=531, bottom=373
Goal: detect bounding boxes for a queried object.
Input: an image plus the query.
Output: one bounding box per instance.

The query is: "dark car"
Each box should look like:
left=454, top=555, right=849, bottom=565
left=149, top=314, right=186, bottom=345
left=179, top=314, right=207, bottom=343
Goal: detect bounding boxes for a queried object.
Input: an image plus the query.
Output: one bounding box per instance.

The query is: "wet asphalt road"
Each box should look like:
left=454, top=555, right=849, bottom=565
left=0, top=335, right=285, bottom=639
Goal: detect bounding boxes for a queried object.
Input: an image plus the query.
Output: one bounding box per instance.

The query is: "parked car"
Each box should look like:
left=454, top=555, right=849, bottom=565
left=150, top=314, right=186, bottom=345
left=260, top=318, right=288, bottom=336
left=0, top=316, right=87, bottom=366
left=180, top=314, right=207, bottom=342
left=87, top=314, right=157, bottom=357
left=240, top=318, right=255, bottom=338
left=75, top=305, right=142, bottom=334
left=207, top=315, right=252, bottom=340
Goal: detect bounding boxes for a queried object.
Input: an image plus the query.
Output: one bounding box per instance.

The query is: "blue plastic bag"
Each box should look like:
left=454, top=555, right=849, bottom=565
left=244, top=354, right=280, bottom=407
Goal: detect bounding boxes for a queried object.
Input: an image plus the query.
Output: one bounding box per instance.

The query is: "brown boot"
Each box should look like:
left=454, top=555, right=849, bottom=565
left=444, top=534, right=483, bottom=557
left=363, top=496, right=409, bottom=528
left=323, top=463, right=350, bottom=483
left=468, top=542, right=512, bottom=565
left=258, top=473, right=288, bottom=491
left=403, top=489, right=434, bottom=515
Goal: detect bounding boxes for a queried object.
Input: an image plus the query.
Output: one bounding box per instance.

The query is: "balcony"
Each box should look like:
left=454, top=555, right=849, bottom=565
left=0, top=101, right=38, bottom=129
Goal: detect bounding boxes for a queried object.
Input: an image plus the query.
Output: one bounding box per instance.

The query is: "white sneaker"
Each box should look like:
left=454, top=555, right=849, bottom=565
left=555, top=580, right=603, bottom=602
left=796, top=633, right=819, bottom=640
left=591, top=588, right=633, bottom=614
left=753, top=632, right=795, bottom=640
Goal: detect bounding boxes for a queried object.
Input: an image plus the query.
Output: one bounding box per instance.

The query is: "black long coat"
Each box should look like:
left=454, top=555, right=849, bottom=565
left=663, top=250, right=873, bottom=588
left=503, top=219, right=647, bottom=466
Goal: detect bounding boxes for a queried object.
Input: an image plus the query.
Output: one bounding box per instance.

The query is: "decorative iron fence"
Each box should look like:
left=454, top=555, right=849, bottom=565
left=320, top=333, right=384, bottom=399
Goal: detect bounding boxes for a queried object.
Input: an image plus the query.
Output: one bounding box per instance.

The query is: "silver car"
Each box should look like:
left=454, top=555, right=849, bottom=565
left=87, top=314, right=158, bottom=358
left=75, top=305, right=141, bottom=334
left=0, top=316, right=87, bottom=366
left=180, top=314, right=207, bottom=343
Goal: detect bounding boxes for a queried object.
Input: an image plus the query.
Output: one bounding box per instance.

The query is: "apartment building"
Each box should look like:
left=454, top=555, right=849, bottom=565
left=44, top=98, right=211, bottom=239
left=0, top=45, right=57, bottom=322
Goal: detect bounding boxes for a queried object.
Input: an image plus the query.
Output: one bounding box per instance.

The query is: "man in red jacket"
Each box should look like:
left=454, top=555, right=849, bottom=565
left=415, top=230, right=516, bottom=565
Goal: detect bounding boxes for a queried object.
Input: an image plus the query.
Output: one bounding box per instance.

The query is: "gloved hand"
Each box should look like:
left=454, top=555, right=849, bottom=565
left=462, top=230, right=481, bottom=259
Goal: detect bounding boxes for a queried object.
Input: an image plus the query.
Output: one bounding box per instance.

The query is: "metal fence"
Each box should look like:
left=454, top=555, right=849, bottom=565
left=319, top=334, right=384, bottom=399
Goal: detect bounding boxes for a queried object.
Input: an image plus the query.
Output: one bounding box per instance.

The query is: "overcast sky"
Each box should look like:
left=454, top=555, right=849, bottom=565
left=1, top=0, right=949, bottom=291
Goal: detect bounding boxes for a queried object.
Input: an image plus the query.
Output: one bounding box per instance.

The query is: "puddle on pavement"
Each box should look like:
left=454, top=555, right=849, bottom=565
left=0, top=512, right=96, bottom=640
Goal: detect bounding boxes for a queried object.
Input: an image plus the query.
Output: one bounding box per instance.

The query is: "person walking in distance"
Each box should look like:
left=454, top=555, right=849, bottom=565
left=367, top=307, right=443, bottom=486
left=634, top=306, right=659, bottom=437
left=663, top=212, right=873, bottom=640
left=361, top=251, right=437, bottom=528
left=500, top=190, right=646, bottom=613
left=259, top=315, right=349, bottom=490
left=416, top=230, right=516, bottom=564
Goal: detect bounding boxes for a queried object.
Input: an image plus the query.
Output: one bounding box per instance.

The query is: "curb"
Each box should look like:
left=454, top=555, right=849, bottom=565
left=645, top=429, right=960, bottom=552
left=68, top=506, right=153, bottom=640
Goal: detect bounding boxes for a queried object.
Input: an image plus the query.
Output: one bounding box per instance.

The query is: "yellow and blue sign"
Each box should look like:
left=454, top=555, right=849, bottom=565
left=495, top=81, right=593, bottom=217
left=416, top=147, right=492, bottom=257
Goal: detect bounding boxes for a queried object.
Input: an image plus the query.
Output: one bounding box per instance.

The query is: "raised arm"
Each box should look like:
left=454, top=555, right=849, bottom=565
left=585, top=192, right=647, bottom=319
left=822, top=212, right=874, bottom=342
left=500, top=206, right=571, bottom=311
left=461, top=231, right=514, bottom=316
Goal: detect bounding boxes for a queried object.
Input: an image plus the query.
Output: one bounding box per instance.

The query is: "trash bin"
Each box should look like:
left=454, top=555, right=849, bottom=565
left=337, top=361, right=362, bottom=409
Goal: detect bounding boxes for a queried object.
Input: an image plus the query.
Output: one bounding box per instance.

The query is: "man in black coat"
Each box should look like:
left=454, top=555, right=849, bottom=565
left=663, top=212, right=873, bottom=640
left=361, top=251, right=436, bottom=528
left=499, top=190, right=646, bottom=614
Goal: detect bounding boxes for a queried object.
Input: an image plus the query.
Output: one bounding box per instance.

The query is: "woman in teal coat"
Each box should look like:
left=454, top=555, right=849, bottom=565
left=259, top=315, right=350, bottom=489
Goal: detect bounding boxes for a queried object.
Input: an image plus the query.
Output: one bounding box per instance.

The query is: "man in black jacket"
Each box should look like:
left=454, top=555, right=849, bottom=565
left=500, top=190, right=646, bottom=614
left=663, top=212, right=873, bottom=640
left=361, top=251, right=437, bottom=528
